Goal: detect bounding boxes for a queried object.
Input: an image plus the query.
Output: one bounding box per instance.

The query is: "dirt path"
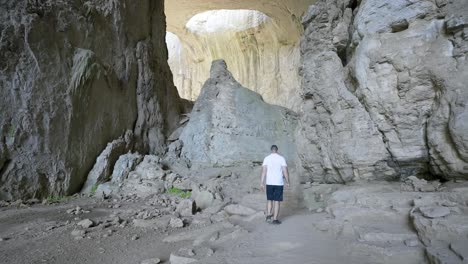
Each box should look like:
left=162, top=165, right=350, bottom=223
left=202, top=212, right=379, bottom=264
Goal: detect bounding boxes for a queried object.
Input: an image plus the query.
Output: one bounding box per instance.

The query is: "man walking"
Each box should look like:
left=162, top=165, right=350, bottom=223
left=260, top=145, right=290, bottom=225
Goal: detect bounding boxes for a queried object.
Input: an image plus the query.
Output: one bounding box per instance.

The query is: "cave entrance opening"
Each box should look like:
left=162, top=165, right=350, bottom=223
left=164, top=6, right=304, bottom=110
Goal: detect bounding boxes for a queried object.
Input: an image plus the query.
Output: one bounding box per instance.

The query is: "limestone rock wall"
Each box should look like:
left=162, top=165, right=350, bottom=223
left=0, top=0, right=181, bottom=199
left=298, top=0, right=468, bottom=182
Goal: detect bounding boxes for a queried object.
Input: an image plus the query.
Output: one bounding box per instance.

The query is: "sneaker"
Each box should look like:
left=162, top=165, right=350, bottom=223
left=271, top=220, right=281, bottom=225
left=265, top=215, right=273, bottom=223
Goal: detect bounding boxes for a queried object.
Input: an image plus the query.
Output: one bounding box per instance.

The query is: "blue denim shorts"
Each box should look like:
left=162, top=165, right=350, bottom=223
left=266, top=185, right=283, bottom=201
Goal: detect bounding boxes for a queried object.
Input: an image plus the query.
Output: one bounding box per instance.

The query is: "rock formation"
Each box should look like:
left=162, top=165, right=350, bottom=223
left=0, top=0, right=182, bottom=199
left=297, top=0, right=468, bottom=183
left=178, top=60, right=298, bottom=168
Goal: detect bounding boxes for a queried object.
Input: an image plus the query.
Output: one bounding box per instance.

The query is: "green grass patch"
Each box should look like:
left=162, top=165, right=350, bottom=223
left=90, top=184, right=98, bottom=194
left=166, top=187, right=191, bottom=199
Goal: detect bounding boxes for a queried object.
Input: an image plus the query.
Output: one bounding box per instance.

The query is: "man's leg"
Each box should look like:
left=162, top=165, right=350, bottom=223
left=267, top=200, right=273, bottom=216
left=273, top=201, right=280, bottom=220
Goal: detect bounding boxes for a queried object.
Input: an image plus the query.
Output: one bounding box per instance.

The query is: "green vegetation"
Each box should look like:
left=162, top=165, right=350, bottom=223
left=166, top=187, right=192, bottom=199
left=90, top=184, right=98, bottom=194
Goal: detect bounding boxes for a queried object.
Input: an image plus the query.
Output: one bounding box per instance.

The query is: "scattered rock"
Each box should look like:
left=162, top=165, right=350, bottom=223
left=131, top=235, right=139, bottom=240
left=169, top=217, right=184, bottom=228
left=194, top=247, right=214, bottom=257
left=177, top=247, right=196, bottom=257
left=133, top=155, right=166, bottom=180
left=111, top=153, right=143, bottom=184
left=71, top=230, right=86, bottom=237
left=224, top=204, right=256, bottom=216
left=404, top=238, right=420, bottom=247
left=66, top=206, right=90, bottom=215
left=81, top=137, right=128, bottom=193
left=176, top=199, right=196, bottom=217
left=140, top=258, right=161, bottom=264
left=420, top=206, right=451, bottom=218
left=77, top=219, right=95, bottom=229
left=169, top=253, right=197, bottom=264
left=194, top=191, right=214, bottom=210
left=173, top=178, right=194, bottom=191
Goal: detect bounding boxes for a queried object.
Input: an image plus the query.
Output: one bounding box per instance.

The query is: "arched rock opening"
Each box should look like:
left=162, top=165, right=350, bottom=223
left=165, top=1, right=315, bottom=109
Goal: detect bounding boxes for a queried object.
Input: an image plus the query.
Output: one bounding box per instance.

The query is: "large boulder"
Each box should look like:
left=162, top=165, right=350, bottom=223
left=0, top=0, right=181, bottom=199
left=179, top=60, right=298, bottom=168
left=81, top=133, right=133, bottom=193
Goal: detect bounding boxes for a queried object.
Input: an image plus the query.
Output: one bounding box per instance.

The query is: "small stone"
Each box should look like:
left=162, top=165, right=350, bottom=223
left=404, top=238, right=420, bottom=247
left=140, top=258, right=161, bottom=264
left=131, top=235, right=139, bottom=240
left=176, top=199, right=196, bottom=217
left=169, top=217, right=184, bottom=228
left=77, top=219, right=95, bottom=228
left=178, top=247, right=195, bottom=257
left=420, top=206, right=451, bottom=218
left=209, top=232, right=220, bottom=241
left=169, top=253, right=197, bottom=264
left=316, top=208, right=323, bottom=213
left=71, top=230, right=86, bottom=237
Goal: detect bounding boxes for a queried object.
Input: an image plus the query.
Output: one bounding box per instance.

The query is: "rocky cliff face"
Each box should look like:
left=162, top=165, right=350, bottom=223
left=0, top=0, right=181, bottom=199
left=298, top=0, right=468, bottom=183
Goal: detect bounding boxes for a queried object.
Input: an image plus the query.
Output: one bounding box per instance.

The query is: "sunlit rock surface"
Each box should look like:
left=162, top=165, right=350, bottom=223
left=165, top=0, right=315, bottom=109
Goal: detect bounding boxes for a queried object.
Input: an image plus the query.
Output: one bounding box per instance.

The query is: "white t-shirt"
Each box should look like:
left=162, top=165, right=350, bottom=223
left=262, top=153, right=287, bottom=186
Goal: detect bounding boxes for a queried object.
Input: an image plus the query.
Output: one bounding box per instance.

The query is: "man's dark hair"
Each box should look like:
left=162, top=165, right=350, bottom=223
left=271, top=145, right=278, bottom=151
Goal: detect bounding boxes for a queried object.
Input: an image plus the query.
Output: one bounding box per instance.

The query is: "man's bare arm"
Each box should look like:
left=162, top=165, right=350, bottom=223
left=260, top=166, right=267, bottom=191
left=282, top=166, right=290, bottom=187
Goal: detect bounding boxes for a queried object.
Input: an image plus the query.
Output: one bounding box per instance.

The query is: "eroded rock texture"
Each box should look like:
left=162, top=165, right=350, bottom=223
left=0, top=0, right=181, bottom=199
left=298, top=0, right=468, bottom=183
left=179, top=60, right=298, bottom=168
